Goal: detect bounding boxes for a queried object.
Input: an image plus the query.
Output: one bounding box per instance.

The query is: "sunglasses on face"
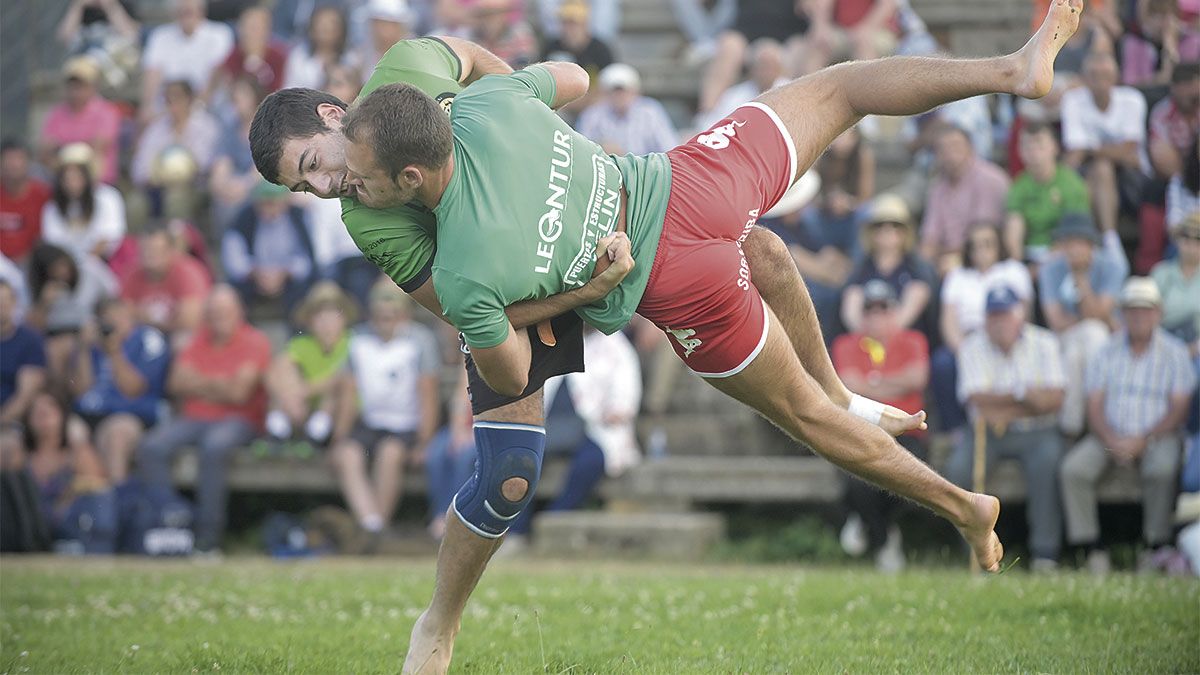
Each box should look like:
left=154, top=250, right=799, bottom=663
left=864, top=302, right=892, bottom=313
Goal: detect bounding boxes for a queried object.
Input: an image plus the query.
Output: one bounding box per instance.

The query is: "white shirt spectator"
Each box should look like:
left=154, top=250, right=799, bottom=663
left=40, top=184, right=126, bottom=259
left=576, top=96, right=678, bottom=155
left=301, top=194, right=362, bottom=271
left=347, top=321, right=440, bottom=433
left=131, top=108, right=222, bottom=185
left=543, top=329, right=641, bottom=476
left=537, top=0, right=620, bottom=43
left=142, top=20, right=234, bottom=96
left=1061, top=86, right=1149, bottom=173
left=957, top=323, right=1067, bottom=429
left=940, top=259, right=1033, bottom=336
left=282, top=44, right=361, bottom=90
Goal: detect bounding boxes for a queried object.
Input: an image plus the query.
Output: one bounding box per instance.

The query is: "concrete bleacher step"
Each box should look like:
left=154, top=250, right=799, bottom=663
left=532, top=511, right=726, bottom=559
left=622, top=456, right=842, bottom=504
left=619, top=0, right=679, bottom=34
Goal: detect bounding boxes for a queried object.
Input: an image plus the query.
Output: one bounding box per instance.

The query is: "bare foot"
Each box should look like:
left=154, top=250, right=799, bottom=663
left=1014, top=0, right=1084, bottom=98
left=402, top=611, right=456, bottom=675
left=957, top=493, right=1005, bottom=573
left=879, top=406, right=927, bottom=437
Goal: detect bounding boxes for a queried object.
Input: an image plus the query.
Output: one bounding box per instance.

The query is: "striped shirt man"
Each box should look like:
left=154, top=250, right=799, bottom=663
left=575, top=96, right=679, bottom=156
left=1085, top=329, right=1196, bottom=436
left=957, top=324, right=1066, bottom=429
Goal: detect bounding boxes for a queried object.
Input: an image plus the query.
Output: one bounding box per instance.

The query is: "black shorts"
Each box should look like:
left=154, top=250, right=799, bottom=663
left=734, top=3, right=809, bottom=43
left=349, top=423, right=419, bottom=459
left=463, top=312, right=586, bottom=416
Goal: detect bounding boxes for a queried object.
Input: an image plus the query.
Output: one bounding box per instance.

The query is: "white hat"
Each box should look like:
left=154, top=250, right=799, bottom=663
left=366, top=0, right=413, bottom=24
left=1120, top=277, right=1162, bottom=309
left=599, top=63, right=640, bottom=91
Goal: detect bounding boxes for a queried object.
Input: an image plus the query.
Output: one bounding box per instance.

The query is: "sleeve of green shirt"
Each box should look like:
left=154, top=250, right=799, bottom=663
left=362, top=37, right=462, bottom=95
left=341, top=200, right=436, bottom=293
left=434, top=269, right=511, bottom=349
left=1004, top=176, right=1027, bottom=213
left=1059, top=169, right=1091, bottom=213
left=508, top=64, right=557, bottom=107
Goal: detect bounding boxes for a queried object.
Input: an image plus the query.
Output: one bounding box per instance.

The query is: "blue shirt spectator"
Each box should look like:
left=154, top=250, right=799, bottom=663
left=0, top=280, right=47, bottom=422
left=76, top=323, right=170, bottom=426
left=575, top=64, right=677, bottom=156
left=222, top=181, right=316, bottom=315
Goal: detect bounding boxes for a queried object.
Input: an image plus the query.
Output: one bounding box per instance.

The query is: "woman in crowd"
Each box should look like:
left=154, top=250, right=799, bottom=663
left=282, top=5, right=356, bottom=91
left=931, top=221, right=1033, bottom=431
left=40, top=143, right=126, bottom=262
left=841, top=194, right=937, bottom=338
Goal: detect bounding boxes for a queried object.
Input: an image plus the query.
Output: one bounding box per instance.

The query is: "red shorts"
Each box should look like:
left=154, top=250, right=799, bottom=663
left=637, top=103, right=797, bottom=377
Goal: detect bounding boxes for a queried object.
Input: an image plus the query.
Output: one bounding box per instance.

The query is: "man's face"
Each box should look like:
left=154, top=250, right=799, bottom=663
left=253, top=196, right=290, bottom=220
left=1061, top=237, right=1094, bottom=270
left=1170, top=76, right=1200, bottom=116
left=750, top=47, right=783, bottom=91
left=1123, top=306, right=1160, bottom=343
left=176, top=0, right=204, bottom=33
left=275, top=112, right=358, bottom=201
left=165, top=84, right=192, bottom=121
left=1084, top=57, right=1117, bottom=100
left=140, top=233, right=173, bottom=276
left=985, top=309, right=1023, bottom=351
left=608, top=86, right=636, bottom=114
left=1, top=148, right=29, bottom=185
left=561, top=16, right=588, bottom=45
left=65, top=78, right=93, bottom=108
left=238, top=8, right=271, bottom=52
left=862, top=302, right=896, bottom=340
left=344, top=135, right=415, bottom=208
left=206, top=288, right=242, bottom=340
left=1019, top=130, right=1057, bottom=174
left=935, top=131, right=972, bottom=178
left=101, top=299, right=135, bottom=338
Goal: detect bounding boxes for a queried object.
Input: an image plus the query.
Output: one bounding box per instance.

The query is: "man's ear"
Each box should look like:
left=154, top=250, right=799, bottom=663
left=399, top=166, right=424, bottom=189
left=317, top=103, right=347, bottom=129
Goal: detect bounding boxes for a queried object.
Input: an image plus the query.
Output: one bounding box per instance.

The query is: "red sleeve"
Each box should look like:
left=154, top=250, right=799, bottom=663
left=175, top=258, right=213, bottom=299
left=251, top=331, right=272, bottom=372
left=97, top=102, right=122, bottom=142
left=898, top=330, right=930, bottom=366
left=831, top=334, right=862, bottom=374
left=268, top=44, right=288, bottom=91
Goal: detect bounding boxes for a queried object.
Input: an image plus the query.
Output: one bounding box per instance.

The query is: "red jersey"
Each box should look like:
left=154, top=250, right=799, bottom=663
left=120, top=253, right=212, bottom=331
left=0, top=179, right=51, bottom=261
left=832, top=329, right=929, bottom=432
left=176, top=323, right=271, bottom=427
left=221, top=43, right=288, bottom=93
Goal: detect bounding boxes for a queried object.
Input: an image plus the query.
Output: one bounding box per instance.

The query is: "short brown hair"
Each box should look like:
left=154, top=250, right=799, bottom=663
left=342, top=83, right=453, bottom=181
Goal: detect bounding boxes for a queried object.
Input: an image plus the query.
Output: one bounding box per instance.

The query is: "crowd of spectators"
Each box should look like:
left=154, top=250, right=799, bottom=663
left=0, top=0, right=1196, bottom=573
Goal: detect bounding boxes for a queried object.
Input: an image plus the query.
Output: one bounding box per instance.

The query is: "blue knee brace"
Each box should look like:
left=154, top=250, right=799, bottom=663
left=452, top=422, right=545, bottom=538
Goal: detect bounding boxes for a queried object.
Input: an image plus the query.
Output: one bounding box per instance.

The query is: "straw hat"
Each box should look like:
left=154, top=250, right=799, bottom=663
left=293, top=281, right=359, bottom=326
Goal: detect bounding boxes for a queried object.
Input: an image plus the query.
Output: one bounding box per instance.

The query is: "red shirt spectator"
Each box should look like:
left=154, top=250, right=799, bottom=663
left=40, top=57, right=123, bottom=184
left=0, top=141, right=51, bottom=262
left=833, top=280, right=930, bottom=436
left=120, top=228, right=212, bottom=339
left=176, top=320, right=271, bottom=427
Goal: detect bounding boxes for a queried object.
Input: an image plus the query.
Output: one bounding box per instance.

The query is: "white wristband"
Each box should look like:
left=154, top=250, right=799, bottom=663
left=849, top=393, right=885, bottom=426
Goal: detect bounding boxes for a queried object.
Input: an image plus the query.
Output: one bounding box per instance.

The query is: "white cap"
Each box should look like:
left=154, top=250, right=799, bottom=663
left=599, top=63, right=640, bottom=91
left=1120, top=277, right=1162, bottom=309
left=366, top=0, right=413, bottom=24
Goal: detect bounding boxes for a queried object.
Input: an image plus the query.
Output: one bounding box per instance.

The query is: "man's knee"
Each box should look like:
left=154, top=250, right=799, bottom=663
left=452, top=423, right=546, bottom=539
left=198, top=423, right=248, bottom=459
left=1087, top=158, right=1116, bottom=185
left=330, top=440, right=366, bottom=473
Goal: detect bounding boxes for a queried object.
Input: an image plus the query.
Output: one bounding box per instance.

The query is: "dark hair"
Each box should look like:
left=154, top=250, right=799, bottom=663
left=52, top=162, right=95, bottom=223
left=28, top=243, right=80, bottom=301
left=342, top=83, right=453, bottom=181
left=249, top=87, right=348, bottom=183
left=21, top=392, right=70, bottom=453
left=937, top=123, right=972, bottom=146
left=1174, top=61, right=1200, bottom=85
left=308, top=5, right=347, bottom=58
left=963, top=221, right=1011, bottom=269
left=1185, top=137, right=1199, bottom=194
left=164, top=79, right=195, bottom=100
left=1020, top=120, right=1057, bottom=141
left=0, top=137, right=28, bottom=155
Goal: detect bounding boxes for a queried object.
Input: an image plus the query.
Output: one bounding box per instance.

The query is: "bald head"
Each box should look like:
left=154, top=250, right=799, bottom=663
left=1083, top=52, right=1118, bottom=99
left=749, top=39, right=784, bottom=92
left=206, top=284, right=244, bottom=340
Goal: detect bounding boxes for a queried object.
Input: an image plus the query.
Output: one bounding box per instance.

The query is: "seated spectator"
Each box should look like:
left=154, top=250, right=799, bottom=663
left=0, top=254, right=26, bottom=309
left=801, top=0, right=899, bottom=75
left=1004, top=121, right=1091, bottom=265
left=323, top=62, right=364, bottom=106
left=1061, top=52, right=1149, bottom=236
left=138, top=285, right=271, bottom=553
left=693, top=38, right=787, bottom=134
left=538, top=0, right=619, bottom=43
left=18, top=392, right=111, bottom=551
left=207, top=5, right=287, bottom=104
left=575, top=64, right=677, bottom=155
left=1039, top=212, right=1127, bottom=435
left=1148, top=62, right=1200, bottom=180
left=356, top=0, right=416, bottom=82
left=1121, top=0, right=1200, bottom=88
left=41, top=144, right=126, bottom=262
left=771, top=125, right=871, bottom=340
left=1166, top=137, right=1199, bottom=230
left=842, top=194, right=936, bottom=339
left=301, top=192, right=377, bottom=307
left=330, top=279, right=439, bottom=538
left=209, top=75, right=266, bottom=229
left=424, top=373, right=476, bottom=541
left=933, top=222, right=1033, bottom=433
left=120, top=226, right=212, bottom=345
left=25, top=243, right=117, bottom=339
left=282, top=5, right=356, bottom=90
left=139, top=0, right=234, bottom=124
left=71, top=297, right=170, bottom=484
left=832, top=280, right=929, bottom=572
left=946, top=285, right=1066, bottom=571
left=1062, top=278, right=1196, bottom=574
left=264, top=282, right=356, bottom=447
left=427, top=0, right=474, bottom=39
left=0, top=139, right=51, bottom=263
left=669, top=0, right=736, bottom=65
left=131, top=80, right=221, bottom=189
left=472, top=0, right=537, bottom=70
left=541, top=0, right=615, bottom=114
left=0, top=280, right=46, bottom=425
left=919, top=125, right=1011, bottom=275
left=56, top=0, right=140, bottom=88
left=1152, top=213, right=1200, bottom=349
left=39, top=57, right=122, bottom=185
left=697, top=3, right=806, bottom=115
left=507, top=325, right=641, bottom=548
left=222, top=180, right=317, bottom=315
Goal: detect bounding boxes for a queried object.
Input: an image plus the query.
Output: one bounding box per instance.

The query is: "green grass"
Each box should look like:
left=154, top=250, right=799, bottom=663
left=2, top=556, right=1197, bottom=674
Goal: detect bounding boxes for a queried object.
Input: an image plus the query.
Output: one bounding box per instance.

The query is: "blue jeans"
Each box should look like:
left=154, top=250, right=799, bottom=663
left=425, top=428, right=478, bottom=520
left=137, top=416, right=255, bottom=551
left=931, top=346, right=967, bottom=432
left=510, top=437, right=606, bottom=536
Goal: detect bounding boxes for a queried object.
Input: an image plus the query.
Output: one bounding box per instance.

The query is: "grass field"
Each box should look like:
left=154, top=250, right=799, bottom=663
left=2, top=556, right=1197, bottom=674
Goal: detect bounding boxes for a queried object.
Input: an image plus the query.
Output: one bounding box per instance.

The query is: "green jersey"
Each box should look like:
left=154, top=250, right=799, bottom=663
left=1006, top=164, right=1090, bottom=253
left=432, top=66, right=671, bottom=349
left=340, top=38, right=464, bottom=292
